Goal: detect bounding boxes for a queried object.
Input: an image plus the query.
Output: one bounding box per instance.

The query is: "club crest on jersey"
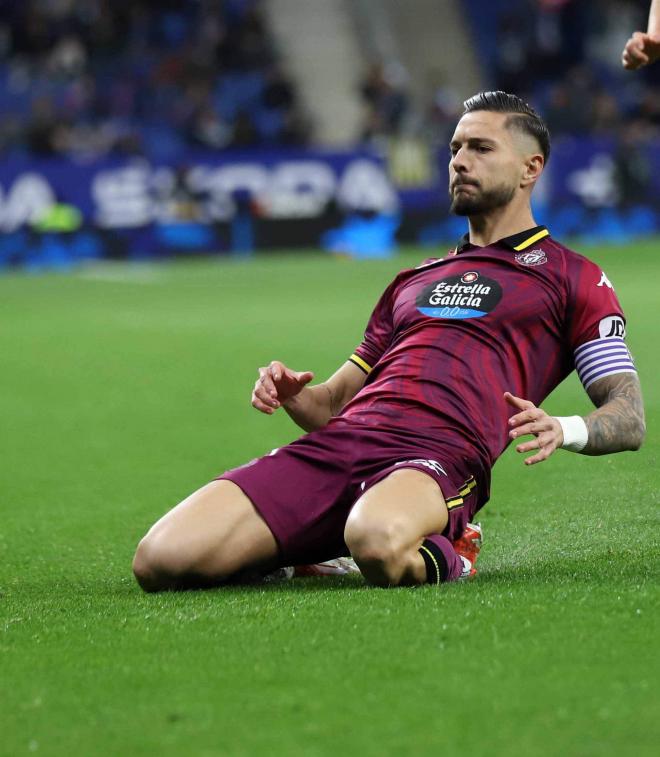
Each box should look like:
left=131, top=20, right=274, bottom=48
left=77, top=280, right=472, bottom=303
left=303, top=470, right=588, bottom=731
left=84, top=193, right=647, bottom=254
left=416, top=272, right=502, bottom=319
left=514, top=249, right=547, bottom=267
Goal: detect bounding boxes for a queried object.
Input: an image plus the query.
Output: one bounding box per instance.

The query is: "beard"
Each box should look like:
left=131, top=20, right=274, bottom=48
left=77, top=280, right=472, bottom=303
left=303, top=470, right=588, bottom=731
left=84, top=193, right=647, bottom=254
left=449, top=181, right=516, bottom=216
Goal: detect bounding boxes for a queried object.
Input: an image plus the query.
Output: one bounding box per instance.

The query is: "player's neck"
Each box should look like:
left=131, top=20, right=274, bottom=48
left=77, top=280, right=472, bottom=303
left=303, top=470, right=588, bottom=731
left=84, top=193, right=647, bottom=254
left=467, top=202, right=537, bottom=248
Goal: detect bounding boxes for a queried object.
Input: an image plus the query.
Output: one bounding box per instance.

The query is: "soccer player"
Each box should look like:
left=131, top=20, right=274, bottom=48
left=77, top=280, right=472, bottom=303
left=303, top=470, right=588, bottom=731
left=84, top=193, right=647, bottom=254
left=622, top=0, right=660, bottom=69
left=133, top=91, right=645, bottom=592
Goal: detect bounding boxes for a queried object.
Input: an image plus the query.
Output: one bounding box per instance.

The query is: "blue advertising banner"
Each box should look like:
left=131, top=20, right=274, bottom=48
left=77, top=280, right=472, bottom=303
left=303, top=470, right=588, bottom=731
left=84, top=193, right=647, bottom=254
left=0, top=149, right=400, bottom=232
left=0, top=138, right=658, bottom=268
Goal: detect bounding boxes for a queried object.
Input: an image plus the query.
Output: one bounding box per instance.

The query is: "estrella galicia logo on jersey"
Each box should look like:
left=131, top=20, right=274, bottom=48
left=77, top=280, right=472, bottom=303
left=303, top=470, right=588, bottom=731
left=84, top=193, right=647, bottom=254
left=515, top=249, right=547, bottom=267
left=416, top=273, right=502, bottom=319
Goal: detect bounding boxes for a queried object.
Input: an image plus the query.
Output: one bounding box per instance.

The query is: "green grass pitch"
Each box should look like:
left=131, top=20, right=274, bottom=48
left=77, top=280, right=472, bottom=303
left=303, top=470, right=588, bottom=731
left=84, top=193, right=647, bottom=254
left=1, top=241, right=658, bottom=756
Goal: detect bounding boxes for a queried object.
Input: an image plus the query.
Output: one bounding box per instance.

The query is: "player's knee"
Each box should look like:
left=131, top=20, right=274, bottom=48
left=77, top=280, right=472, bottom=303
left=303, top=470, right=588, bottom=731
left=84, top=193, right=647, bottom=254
left=132, top=533, right=193, bottom=592
left=344, top=517, right=407, bottom=587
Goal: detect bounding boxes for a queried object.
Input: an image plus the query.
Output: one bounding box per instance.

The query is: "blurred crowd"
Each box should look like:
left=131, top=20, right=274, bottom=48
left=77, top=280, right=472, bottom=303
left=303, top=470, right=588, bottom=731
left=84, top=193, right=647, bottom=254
left=1, top=0, right=659, bottom=159
left=493, top=0, right=659, bottom=138
left=0, top=0, right=310, bottom=160
left=360, top=0, right=660, bottom=147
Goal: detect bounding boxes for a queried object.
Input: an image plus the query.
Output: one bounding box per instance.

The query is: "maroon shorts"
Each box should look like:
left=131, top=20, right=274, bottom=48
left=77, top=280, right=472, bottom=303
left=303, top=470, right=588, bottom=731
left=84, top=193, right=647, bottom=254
left=216, top=419, right=482, bottom=566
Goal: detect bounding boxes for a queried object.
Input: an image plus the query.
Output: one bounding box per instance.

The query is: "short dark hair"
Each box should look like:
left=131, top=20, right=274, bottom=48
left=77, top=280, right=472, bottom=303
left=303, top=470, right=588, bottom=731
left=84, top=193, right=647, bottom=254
left=462, top=90, right=550, bottom=164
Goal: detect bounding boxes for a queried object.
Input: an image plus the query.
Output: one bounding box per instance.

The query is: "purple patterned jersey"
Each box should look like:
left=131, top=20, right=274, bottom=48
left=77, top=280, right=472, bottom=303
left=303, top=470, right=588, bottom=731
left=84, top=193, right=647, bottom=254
left=336, top=226, right=636, bottom=505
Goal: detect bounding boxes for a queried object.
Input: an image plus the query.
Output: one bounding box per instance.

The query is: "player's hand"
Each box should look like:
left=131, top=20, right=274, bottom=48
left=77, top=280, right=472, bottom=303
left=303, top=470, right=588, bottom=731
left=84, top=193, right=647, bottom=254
left=251, top=361, right=314, bottom=415
left=504, top=392, right=564, bottom=466
left=622, top=31, right=660, bottom=70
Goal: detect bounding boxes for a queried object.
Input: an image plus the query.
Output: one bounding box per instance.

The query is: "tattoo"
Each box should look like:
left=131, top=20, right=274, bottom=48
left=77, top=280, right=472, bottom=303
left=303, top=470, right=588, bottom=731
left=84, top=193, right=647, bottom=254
left=583, top=373, right=646, bottom=455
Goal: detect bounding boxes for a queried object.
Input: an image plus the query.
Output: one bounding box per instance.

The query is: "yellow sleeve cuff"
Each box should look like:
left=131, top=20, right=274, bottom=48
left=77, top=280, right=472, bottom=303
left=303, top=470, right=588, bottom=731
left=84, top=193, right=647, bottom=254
left=349, top=354, right=372, bottom=375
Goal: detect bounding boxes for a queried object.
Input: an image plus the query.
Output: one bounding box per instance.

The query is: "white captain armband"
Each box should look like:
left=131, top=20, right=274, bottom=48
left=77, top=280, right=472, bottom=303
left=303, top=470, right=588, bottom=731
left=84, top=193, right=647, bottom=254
left=574, top=336, right=637, bottom=391
left=556, top=415, right=589, bottom=453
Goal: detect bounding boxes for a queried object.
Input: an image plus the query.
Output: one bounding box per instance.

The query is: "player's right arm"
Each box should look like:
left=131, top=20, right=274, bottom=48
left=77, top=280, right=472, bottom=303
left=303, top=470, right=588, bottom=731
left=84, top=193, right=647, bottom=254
left=251, top=359, right=367, bottom=432
left=252, top=272, right=397, bottom=431
left=622, top=0, right=660, bottom=69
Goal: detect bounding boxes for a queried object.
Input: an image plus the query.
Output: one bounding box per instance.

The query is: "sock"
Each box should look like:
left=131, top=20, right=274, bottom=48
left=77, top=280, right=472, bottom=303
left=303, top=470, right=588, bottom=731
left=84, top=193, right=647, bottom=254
left=418, top=534, right=464, bottom=584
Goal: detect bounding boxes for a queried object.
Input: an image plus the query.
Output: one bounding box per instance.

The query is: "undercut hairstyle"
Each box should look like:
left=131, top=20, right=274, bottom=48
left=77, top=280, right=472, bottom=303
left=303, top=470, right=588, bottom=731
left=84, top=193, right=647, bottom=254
left=463, top=91, right=551, bottom=164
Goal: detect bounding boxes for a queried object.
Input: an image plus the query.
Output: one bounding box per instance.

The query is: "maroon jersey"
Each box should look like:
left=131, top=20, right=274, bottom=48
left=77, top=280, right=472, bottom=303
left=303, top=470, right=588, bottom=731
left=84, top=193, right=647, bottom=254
left=336, top=226, right=635, bottom=507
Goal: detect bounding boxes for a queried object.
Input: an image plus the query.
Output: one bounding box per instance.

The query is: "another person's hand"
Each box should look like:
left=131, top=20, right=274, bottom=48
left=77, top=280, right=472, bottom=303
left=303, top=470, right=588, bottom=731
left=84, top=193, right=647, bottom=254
left=504, top=392, right=564, bottom=465
left=251, top=360, right=314, bottom=415
left=622, top=30, right=660, bottom=69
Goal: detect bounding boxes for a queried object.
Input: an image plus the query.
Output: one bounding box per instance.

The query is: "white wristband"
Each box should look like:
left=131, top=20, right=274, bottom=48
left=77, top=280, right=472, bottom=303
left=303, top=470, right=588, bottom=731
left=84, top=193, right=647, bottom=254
left=556, top=415, right=589, bottom=452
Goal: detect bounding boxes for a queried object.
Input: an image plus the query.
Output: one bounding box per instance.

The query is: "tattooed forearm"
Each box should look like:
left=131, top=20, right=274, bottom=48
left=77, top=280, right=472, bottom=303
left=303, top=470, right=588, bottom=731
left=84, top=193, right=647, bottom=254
left=582, top=373, right=646, bottom=455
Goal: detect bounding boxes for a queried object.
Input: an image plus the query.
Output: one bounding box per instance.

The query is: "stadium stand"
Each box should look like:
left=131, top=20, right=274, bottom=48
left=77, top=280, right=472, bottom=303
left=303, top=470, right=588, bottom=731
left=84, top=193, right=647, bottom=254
left=461, top=0, right=660, bottom=139
left=0, top=0, right=310, bottom=161
left=0, top=0, right=658, bottom=269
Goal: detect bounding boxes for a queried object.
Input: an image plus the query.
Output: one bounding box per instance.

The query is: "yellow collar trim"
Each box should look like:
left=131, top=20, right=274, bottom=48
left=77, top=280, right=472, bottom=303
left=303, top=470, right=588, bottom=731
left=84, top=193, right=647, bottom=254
left=512, top=229, right=550, bottom=251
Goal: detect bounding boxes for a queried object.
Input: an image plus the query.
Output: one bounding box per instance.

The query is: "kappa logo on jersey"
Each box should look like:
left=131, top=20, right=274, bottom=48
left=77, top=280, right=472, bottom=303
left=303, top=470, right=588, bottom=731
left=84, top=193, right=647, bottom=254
left=514, top=249, right=547, bottom=267
left=394, top=459, right=447, bottom=476
left=416, top=273, right=502, bottom=319
left=597, top=271, right=614, bottom=289
left=599, top=315, right=626, bottom=339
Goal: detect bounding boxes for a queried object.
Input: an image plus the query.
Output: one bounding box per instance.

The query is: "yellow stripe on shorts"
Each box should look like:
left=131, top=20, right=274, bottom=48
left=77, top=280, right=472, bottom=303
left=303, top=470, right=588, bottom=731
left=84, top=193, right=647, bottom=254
left=458, top=476, right=476, bottom=497
left=445, top=496, right=464, bottom=511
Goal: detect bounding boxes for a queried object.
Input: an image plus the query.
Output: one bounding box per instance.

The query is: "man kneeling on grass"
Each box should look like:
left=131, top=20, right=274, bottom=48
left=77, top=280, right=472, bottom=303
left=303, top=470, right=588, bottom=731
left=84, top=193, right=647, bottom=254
left=133, top=92, right=645, bottom=591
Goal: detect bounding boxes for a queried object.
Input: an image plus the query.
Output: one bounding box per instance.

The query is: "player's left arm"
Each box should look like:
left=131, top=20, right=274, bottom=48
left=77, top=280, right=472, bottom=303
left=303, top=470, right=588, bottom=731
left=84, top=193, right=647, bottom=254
left=505, top=372, right=646, bottom=465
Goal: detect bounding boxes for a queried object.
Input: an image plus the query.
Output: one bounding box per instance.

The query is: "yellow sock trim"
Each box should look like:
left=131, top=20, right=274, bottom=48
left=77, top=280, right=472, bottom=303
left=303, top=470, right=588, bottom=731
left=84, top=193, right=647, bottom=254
left=419, top=545, right=441, bottom=585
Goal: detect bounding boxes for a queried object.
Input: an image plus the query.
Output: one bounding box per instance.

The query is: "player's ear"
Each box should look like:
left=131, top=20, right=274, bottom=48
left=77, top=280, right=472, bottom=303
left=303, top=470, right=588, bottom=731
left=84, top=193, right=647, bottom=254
left=521, top=153, right=544, bottom=187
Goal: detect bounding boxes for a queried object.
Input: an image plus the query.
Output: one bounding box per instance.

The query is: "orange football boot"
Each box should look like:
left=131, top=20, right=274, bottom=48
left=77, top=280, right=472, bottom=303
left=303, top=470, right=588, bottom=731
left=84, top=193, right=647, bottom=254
left=451, top=522, right=483, bottom=579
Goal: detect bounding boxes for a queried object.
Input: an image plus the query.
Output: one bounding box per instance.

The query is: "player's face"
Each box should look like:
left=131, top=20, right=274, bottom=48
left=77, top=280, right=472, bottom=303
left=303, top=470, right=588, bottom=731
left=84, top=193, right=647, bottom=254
left=448, top=111, right=526, bottom=216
